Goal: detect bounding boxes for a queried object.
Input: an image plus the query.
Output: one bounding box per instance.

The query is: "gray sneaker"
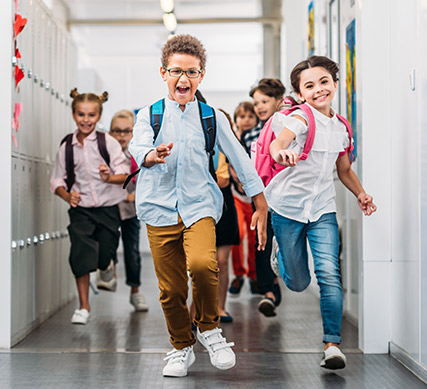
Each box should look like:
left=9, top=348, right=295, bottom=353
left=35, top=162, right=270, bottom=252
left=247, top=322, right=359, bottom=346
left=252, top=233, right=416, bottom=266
left=96, top=260, right=117, bottom=292
left=130, top=293, right=149, bottom=312
left=270, top=236, right=280, bottom=277
left=320, top=346, right=346, bottom=370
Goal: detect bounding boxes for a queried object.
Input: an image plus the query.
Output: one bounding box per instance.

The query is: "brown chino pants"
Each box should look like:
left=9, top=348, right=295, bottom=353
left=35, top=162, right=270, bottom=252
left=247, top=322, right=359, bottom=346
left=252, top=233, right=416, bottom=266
left=146, top=216, right=220, bottom=349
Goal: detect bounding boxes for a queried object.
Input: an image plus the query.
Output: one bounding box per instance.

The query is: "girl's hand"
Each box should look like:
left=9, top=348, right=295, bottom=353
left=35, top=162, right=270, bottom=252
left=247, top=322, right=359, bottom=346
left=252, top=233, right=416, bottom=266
left=275, top=149, right=299, bottom=167
left=98, top=163, right=111, bottom=182
left=68, top=191, right=81, bottom=208
left=250, top=210, right=267, bottom=250
left=357, top=192, right=377, bottom=216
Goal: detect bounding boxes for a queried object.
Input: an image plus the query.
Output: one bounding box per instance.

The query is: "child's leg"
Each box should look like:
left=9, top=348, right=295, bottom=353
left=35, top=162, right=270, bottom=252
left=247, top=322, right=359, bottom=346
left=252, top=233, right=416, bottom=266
left=243, top=201, right=257, bottom=280
left=271, top=212, right=311, bottom=292
left=76, top=274, right=90, bottom=311
left=183, top=217, right=219, bottom=332
left=146, top=219, right=196, bottom=350
left=217, top=245, right=231, bottom=317
left=255, top=212, right=276, bottom=295
left=230, top=196, right=247, bottom=277
left=121, top=216, right=142, bottom=291
left=306, top=212, right=342, bottom=345
left=93, top=206, right=121, bottom=271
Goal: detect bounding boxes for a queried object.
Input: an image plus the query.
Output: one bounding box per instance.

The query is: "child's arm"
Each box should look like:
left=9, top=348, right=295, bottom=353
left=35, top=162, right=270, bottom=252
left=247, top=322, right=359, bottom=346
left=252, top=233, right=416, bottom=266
left=98, top=163, right=128, bottom=184
left=54, top=186, right=81, bottom=208
left=336, top=154, right=377, bottom=216
left=250, top=192, right=268, bottom=250
left=269, top=115, right=306, bottom=166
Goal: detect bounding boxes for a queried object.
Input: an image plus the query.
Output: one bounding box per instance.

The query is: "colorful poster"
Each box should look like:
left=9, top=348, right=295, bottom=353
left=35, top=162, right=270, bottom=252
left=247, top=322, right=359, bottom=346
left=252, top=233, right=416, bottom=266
left=346, top=19, right=357, bottom=161
left=308, top=1, right=315, bottom=55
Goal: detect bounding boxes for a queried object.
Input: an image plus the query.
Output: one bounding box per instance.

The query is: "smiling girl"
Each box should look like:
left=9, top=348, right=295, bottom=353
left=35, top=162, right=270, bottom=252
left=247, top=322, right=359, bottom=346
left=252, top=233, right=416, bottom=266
left=50, top=88, right=129, bottom=325
left=267, top=56, right=376, bottom=370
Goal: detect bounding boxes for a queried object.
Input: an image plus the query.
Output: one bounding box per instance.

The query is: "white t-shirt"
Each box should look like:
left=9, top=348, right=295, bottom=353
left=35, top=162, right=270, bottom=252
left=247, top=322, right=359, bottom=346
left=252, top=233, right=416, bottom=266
left=264, top=103, right=351, bottom=223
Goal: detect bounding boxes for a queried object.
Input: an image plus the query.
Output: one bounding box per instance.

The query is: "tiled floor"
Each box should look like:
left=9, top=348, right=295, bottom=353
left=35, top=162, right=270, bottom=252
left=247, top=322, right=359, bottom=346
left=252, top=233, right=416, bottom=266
left=1, top=252, right=425, bottom=388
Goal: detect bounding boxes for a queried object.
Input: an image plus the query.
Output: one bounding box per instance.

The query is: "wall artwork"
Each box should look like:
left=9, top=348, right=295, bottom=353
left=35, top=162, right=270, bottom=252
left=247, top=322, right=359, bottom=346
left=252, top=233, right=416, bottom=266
left=308, top=1, right=315, bottom=55
left=346, top=19, right=357, bottom=161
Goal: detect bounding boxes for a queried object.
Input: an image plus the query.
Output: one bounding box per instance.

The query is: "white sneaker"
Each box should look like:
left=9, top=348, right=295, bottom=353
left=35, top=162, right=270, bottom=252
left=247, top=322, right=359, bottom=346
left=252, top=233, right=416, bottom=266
left=162, top=346, right=196, bottom=377
left=320, top=345, right=347, bottom=370
left=71, top=308, right=90, bottom=325
left=96, top=260, right=117, bottom=292
left=130, top=293, right=149, bottom=312
left=270, top=236, right=280, bottom=277
left=196, top=327, right=235, bottom=370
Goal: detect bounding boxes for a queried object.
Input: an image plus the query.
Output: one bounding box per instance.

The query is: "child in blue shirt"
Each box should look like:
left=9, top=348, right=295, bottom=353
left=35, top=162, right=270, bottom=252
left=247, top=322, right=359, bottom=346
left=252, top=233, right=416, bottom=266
left=129, top=34, right=267, bottom=378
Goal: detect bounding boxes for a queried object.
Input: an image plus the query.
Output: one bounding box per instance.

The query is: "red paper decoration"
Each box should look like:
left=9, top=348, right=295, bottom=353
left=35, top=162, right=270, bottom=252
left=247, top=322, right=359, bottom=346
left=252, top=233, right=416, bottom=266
left=13, top=14, right=27, bottom=37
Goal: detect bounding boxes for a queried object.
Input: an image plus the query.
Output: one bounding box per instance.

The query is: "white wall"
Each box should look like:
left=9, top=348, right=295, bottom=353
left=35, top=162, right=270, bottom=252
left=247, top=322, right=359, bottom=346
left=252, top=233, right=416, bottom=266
left=7, top=0, right=77, bottom=346
left=0, top=0, right=13, bottom=349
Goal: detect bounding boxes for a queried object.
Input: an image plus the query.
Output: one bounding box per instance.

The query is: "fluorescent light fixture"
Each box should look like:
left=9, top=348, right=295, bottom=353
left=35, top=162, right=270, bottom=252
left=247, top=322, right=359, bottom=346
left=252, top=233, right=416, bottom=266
left=160, top=0, right=174, bottom=13
left=163, top=12, right=177, bottom=32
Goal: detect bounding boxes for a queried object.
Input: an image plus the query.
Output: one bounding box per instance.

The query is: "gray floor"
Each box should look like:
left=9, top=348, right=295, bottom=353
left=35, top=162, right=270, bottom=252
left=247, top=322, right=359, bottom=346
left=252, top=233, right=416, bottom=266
left=1, top=253, right=426, bottom=388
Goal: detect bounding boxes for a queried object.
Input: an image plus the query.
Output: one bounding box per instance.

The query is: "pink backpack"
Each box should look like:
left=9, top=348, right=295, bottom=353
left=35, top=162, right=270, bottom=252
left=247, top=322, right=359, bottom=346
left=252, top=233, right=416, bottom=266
left=252, top=101, right=354, bottom=186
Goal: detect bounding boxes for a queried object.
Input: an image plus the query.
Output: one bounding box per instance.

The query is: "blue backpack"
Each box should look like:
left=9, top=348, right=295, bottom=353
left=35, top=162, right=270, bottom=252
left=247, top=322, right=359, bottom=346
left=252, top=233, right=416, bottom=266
left=123, top=98, right=217, bottom=188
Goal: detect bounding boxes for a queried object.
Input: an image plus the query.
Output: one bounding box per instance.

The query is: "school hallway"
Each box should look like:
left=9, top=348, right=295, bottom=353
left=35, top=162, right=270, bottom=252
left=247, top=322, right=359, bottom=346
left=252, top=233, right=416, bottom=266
left=0, top=251, right=423, bottom=389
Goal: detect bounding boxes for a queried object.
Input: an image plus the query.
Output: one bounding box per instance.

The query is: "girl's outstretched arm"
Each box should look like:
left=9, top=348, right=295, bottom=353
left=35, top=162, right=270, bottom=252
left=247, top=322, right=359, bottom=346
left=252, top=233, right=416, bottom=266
left=250, top=192, right=268, bottom=250
left=336, top=154, right=377, bottom=216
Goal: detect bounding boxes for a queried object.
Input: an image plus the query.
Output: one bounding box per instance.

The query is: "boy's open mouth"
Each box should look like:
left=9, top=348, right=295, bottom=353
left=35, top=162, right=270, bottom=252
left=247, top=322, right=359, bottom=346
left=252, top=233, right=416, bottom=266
left=177, top=86, right=190, bottom=94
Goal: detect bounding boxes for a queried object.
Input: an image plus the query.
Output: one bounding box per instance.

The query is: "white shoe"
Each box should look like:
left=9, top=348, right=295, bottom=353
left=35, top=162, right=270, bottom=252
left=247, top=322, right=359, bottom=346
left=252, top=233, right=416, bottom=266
left=96, top=260, right=117, bottom=292
left=162, top=346, right=195, bottom=377
left=71, top=308, right=90, bottom=325
left=130, top=293, right=149, bottom=312
left=320, top=345, right=346, bottom=370
left=270, top=236, right=280, bottom=277
left=196, top=327, right=235, bottom=370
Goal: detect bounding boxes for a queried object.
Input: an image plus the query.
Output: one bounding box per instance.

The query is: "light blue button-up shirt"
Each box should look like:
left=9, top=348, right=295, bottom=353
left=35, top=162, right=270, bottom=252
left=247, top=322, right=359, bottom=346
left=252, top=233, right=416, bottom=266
left=129, top=97, right=264, bottom=227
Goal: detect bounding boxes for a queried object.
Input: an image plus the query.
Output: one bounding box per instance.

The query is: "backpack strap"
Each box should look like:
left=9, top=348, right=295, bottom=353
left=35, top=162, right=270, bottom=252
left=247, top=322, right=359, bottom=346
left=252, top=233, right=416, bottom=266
left=336, top=114, right=355, bottom=162
left=96, top=131, right=111, bottom=167
left=150, top=98, right=165, bottom=142
left=283, top=103, right=316, bottom=161
left=197, top=100, right=217, bottom=180
left=60, top=133, right=75, bottom=193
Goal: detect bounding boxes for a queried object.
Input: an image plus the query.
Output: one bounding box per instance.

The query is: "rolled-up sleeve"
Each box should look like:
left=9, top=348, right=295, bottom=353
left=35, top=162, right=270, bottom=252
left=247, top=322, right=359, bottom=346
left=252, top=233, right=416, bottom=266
left=271, top=111, right=308, bottom=138
left=129, top=107, right=156, bottom=168
left=216, top=110, right=264, bottom=197
left=50, top=144, right=67, bottom=193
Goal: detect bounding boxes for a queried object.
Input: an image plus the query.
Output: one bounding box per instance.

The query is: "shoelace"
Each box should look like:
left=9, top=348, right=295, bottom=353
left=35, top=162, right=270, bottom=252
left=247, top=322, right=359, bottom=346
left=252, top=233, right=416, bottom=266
left=133, top=295, right=146, bottom=304
left=200, top=328, right=235, bottom=352
left=163, top=348, right=190, bottom=363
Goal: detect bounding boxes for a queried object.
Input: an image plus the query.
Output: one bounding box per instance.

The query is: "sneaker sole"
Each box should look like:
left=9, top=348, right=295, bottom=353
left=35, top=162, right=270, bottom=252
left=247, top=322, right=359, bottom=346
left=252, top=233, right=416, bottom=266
left=258, top=300, right=277, bottom=317
left=211, top=357, right=236, bottom=370
left=163, top=351, right=196, bottom=377
left=320, top=356, right=346, bottom=370
left=96, top=280, right=117, bottom=292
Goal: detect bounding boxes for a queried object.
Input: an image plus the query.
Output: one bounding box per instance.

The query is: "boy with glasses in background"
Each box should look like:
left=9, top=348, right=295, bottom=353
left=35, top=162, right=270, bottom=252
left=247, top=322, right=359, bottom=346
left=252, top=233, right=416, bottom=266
left=98, top=110, right=149, bottom=312
left=129, top=34, right=268, bottom=377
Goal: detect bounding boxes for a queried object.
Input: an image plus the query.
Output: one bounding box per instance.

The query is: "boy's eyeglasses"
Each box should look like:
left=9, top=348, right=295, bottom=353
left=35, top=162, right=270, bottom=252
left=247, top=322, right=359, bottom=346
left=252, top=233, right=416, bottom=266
left=163, top=67, right=203, bottom=78
left=111, top=129, right=132, bottom=135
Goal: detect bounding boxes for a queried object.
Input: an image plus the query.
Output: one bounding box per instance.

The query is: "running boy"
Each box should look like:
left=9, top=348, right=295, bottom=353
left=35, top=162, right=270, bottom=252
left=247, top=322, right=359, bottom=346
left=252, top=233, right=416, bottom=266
left=129, top=34, right=267, bottom=377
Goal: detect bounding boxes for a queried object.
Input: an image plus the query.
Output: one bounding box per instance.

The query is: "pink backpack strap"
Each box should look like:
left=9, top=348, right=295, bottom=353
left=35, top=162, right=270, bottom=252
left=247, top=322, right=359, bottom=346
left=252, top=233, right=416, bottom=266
left=336, top=113, right=354, bottom=159
left=283, top=104, right=316, bottom=161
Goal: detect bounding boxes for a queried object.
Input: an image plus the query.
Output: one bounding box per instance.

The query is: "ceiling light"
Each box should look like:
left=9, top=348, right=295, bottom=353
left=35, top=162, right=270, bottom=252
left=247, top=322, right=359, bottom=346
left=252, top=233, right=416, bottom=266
left=160, top=0, right=174, bottom=13
left=163, top=13, right=177, bottom=32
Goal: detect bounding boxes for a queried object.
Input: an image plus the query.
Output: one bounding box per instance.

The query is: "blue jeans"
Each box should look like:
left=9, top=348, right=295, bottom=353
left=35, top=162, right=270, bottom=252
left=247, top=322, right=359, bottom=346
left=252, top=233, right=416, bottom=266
left=271, top=211, right=342, bottom=344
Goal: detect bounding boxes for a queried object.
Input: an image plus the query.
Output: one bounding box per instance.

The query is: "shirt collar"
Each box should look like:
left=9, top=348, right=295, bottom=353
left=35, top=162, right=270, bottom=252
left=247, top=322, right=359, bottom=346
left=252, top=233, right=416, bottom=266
left=165, top=96, right=198, bottom=113
left=305, top=103, right=337, bottom=126
left=72, top=129, right=97, bottom=145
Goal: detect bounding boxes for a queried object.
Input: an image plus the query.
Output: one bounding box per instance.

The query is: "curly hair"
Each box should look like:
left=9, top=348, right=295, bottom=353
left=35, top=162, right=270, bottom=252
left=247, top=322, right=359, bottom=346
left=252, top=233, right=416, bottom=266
left=249, top=78, right=286, bottom=99
left=161, top=34, right=207, bottom=69
left=70, top=88, right=108, bottom=114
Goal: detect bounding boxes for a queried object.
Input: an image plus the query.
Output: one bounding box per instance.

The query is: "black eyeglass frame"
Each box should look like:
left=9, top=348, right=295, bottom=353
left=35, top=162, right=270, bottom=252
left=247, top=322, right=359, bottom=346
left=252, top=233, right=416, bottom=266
left=163, top=67, right=204, bottom=78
